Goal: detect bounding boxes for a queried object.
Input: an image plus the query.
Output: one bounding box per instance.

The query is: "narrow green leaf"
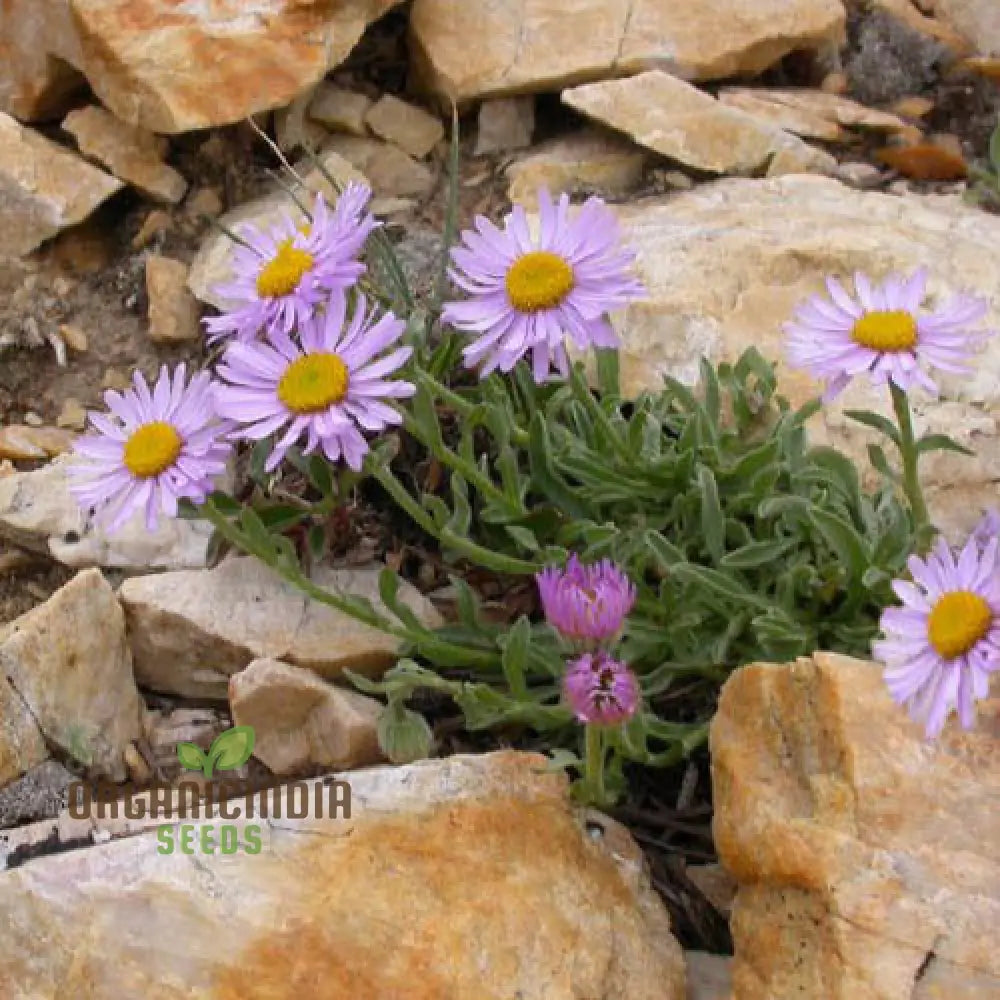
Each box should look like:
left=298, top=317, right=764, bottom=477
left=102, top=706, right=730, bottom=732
left=916, top=433, right=974, bottom=457
left=719, top=538, right=795, bottom=569
left=844, top=409, right=902, bottom=448
left=697, top=465, right=725, bottom=562
left=500, top=616, right=531, bottom=697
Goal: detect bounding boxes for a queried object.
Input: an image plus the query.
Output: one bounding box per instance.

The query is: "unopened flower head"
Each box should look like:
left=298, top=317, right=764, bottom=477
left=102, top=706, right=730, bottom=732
left=873, top=532, right=1000, bottom=739
left=69, top=365, right=232, bottom=532
left=214, top=292, right=414, bottom=473
left=442, top=188, right=644, bottom=382
left=536, top=554, right=636, bottom=642
left=563, top=652, right=640, bottom=726
left=205, top=184, right=378, bottom=341
left=785, top=268, right=991, bottom=401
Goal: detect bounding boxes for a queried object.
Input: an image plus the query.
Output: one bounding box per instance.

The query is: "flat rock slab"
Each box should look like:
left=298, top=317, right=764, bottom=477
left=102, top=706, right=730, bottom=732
left=711, top=654, right=1000, bottom=999
left=62, top=105, right=188, bottom=204
left=410, top=0, right=845, bottom=101
left=0, top=0, right=405, bottom=131
left=118, top=556, right=443, bottom=699
left=0, top=455, right=216, bottom=571
left=609, top=175, right=1000, bottom=540
left=932, top=0, right=1000, bottom=55
left=0, top=112, right=122, bottom=258
left=562, top=71, right=837, bottom=177
left=0, top=752, right=686, bottom=1000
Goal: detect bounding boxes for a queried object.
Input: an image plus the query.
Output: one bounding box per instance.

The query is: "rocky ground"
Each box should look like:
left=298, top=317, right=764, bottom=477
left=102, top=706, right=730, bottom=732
left=1, top=1, right=999, bottom=998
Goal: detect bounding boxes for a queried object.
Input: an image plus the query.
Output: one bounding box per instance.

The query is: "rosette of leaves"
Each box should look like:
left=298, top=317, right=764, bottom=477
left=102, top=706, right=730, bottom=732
left=196, top=346, right=919, bottom=802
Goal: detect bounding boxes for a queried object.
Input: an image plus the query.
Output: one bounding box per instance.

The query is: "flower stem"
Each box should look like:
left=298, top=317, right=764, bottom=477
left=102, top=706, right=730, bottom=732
left=584, top=724, right=607, bottom=806
left=889, top=382, right=931, bottom=546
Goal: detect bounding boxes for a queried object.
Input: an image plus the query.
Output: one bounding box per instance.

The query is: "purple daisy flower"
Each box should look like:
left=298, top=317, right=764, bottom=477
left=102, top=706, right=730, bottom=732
left=69, top=364, right=232, bottom=532
left=785, top=268, right=991, bottom=401
left=204, top=183, right=378, bottom=342
left=536, top=554, right=636, bottom=643
left=873, top=532, right=1000, bottom=739
left=214, top=292, right=414, bottom=473
left=442, top=188, right=644, bottom=382
left=563, top=652, right=641, bottom=726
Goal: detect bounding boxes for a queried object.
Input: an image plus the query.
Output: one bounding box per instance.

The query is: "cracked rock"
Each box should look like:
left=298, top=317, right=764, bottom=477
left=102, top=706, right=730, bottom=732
left=0, top=112, right=123, bottom=259
left=118, top=556, right=443, bottom=699
left=0, top=752, right=686, bottom=998
left=712, top=653, right=1000, bottom=999
left=0, top=569, right=142, bottom=789
left=229, top=658, right=385, bottom=775
left=562, top=71, right=837, bottom=177
left=410, top=0, right=845, bottom=101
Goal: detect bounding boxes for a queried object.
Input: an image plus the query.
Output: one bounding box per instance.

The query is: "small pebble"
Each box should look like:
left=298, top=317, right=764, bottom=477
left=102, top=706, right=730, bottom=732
left=58, top=324, right=89, bottom=352
left=102, top=368, right=132, bottom=391
left=57, top=398, right=88, bottom=430
left=23, top=411, right=43, bottom=427
left=132, top=209, right=173, bottom=250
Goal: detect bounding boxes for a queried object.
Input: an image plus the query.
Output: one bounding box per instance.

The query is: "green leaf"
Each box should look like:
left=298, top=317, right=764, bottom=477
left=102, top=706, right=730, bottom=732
left=307, top=455, right=335, bottom=496
left=805, top=506, right=870, bottom=579
left=697, top=465, right=725, bottom=562
left=844, top=409, right=902, bottom=448
left=176, top=742, right=207, bottom=772
left=378, top=567, right=424, bottom=630
left=256, top=504, right=306, bottom=532
left=915, top=433, right=974, bottom=457
left=500, top=616, right=531, bottom=697
left=669, top=562, right=773, bottom=611
left=208, top=726, right=256, bottom=772
left=377, top=699, right=434, bottom=764
left=719, top=538, right=795, bottom=569
left=504, top=524, right=540, bottom=551
left=596, top=349, right=620, bottom=398
left=867, top=443, right=898, bottom=483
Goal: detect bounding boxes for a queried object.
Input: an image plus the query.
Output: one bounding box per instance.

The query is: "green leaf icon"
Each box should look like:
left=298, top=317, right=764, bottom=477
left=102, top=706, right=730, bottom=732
left=177, top=742, right=208, bottom=772
left=206, top=726, right=256, bottom=775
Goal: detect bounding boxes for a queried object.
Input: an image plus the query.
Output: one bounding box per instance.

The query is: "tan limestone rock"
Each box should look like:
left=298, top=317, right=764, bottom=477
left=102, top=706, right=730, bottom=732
left=506, top=129, right=647, bottom=207
left=926, top=0, right=1000, bottom=54
left=145, top=254, right=201, bottom=344
left=0, top=425, right=75, bottom=461
left=711, top=653, right=1000, bottom=999
left=0, top=752, right=686, bottom=999
left=476, top=96, right=536, bottom=155
left=563, top=72, right=837, bottom=177
left=307, top=83, right=374, bottom=136
left=118, top=556, right=444, bottom=699
left=0, top=454, right=217, bottom=571
left=321, top=135, right=438, bottom=198
left=607, top=176, right=1000, bottom=541
left=0, top=569, right=142, bottom=784
left=364, top=94, right=444, bottom=159
left=1, top=0, right=405, bottom=132
left=229, top=658, right=385, bottom=775
left=0, top=112, right=123, bottom=258
left=409, top=0, right=846, bottom=100
left=61, top=105, right=187, bottom=204
left=718, top=87, right=912, bottom=141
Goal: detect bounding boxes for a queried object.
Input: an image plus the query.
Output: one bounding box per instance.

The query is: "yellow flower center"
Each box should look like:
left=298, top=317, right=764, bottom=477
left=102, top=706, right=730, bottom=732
left=123, top=421, right=182, bottom=478
left=277, top=353, right=349, bottom=413
left=927, top=590, right=993, bottom=659
left=505, top=251, right=575, bottom=312
left=851, top=311, right=918, bottom=352
left=256, top=239, right=314, bottom=299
